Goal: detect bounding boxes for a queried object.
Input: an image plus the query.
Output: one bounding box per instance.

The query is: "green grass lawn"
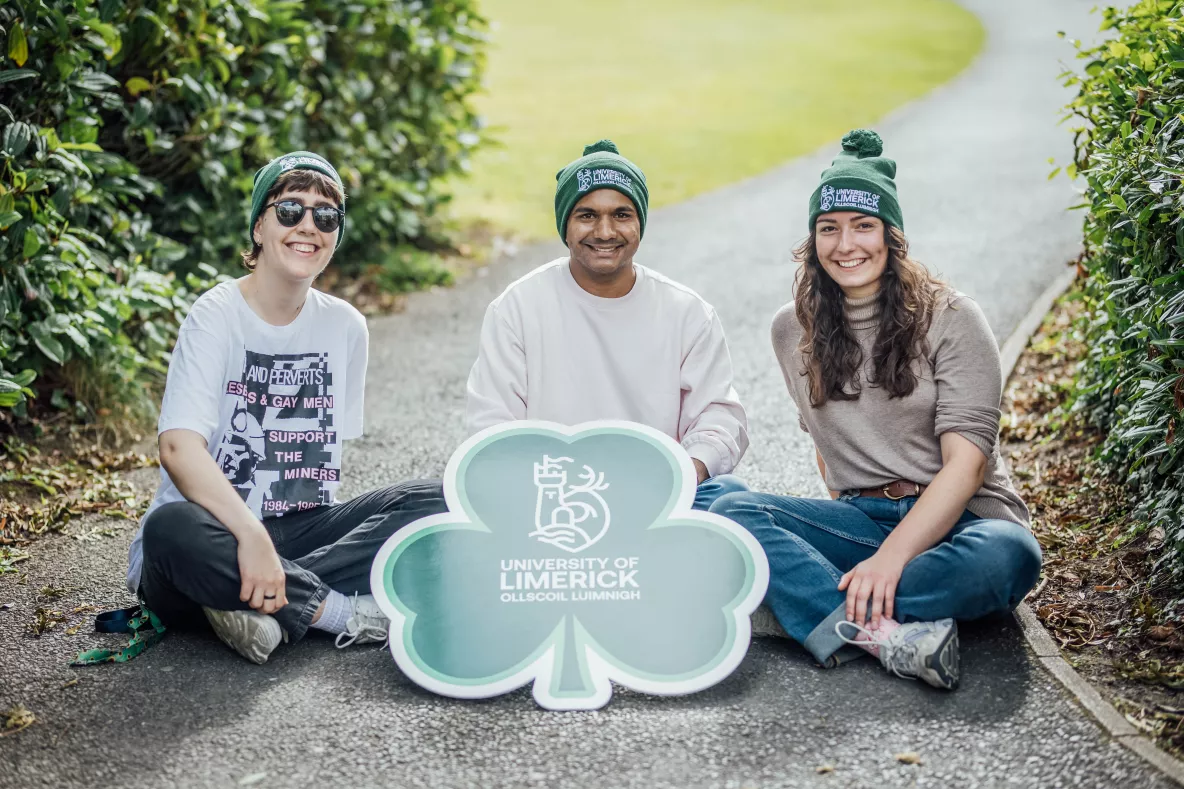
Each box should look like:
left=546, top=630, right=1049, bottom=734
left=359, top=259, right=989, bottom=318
left=449, top=0, right=984, bottom=240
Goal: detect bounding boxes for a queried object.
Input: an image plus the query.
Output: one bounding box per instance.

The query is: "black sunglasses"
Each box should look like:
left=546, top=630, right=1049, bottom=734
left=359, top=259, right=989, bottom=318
left=265, top=200, right=345, bottom=233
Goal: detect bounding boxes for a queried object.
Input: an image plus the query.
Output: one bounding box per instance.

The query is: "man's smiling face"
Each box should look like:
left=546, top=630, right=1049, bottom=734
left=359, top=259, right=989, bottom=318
left=564, top=189, right=642, bottom=281
left=253, top=187, right=339, bottom=283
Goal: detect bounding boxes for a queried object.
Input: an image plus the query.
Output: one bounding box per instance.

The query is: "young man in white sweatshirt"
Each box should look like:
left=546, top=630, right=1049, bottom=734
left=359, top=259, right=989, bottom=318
left=465, top=140, right=749, bottom=509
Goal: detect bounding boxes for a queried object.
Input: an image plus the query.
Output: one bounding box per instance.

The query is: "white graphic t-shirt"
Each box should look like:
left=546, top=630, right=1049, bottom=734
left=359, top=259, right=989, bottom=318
left=126, top=280, right=368, bottom=592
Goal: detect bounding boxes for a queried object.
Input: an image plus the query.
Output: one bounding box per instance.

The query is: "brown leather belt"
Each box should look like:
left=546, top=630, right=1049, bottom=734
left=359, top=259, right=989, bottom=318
left=857, top=480, right=927, bottom=500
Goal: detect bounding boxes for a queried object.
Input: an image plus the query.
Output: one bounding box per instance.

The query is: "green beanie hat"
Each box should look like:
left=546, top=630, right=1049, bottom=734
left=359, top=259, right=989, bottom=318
left=807, top=129, right=903, bottom=232
left=248, top=151, right=346, bottom=249
left=554, top=140, right=649, bottom=243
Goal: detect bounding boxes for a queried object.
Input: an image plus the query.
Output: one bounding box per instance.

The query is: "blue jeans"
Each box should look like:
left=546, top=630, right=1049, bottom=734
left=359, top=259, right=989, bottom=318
left=694, top=474, right=748, bottom=511
left=709, top=492, right=1041, bottom=666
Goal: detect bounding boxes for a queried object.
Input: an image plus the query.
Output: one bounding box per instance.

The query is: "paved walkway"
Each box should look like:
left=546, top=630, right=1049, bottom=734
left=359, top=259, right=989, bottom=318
left=3, top=1, right=1174, bottom=787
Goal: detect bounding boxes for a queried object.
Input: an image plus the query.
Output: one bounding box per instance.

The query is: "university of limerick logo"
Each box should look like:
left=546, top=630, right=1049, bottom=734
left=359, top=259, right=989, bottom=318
left=369, top=420, right=770, bottom=710
left=530, top=455, right=610, bottom=553
left=278, top=155, right=329, bottom=174
left=819, top=184, right=835, bottom=212
left=574, top=168, right=632, bottom=193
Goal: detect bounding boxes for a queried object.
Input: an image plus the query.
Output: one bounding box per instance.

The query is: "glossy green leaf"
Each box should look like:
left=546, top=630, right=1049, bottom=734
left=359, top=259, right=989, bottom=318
left=0, top=69, right=37, bottom=84
left=26, top=323, right=65, bottom=364
left=22, top=228, right=40, bottom=258
left=125, top=77, right=151, bottom=96
left=7, top=20, right=28, bottom=67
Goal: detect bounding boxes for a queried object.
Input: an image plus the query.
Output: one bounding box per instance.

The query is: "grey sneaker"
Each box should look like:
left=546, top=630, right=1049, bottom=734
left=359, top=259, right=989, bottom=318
left=836, top=618, right=960, bottom=690
left=750, top=605, right=788, bottom=639
left=335, top=593, right=390, bottom=648
left=202, top=607, right=286, bottom=665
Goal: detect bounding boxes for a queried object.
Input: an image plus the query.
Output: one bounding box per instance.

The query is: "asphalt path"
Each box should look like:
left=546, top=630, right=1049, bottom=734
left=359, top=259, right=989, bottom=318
left=3, top=1, right=1174, bottom=787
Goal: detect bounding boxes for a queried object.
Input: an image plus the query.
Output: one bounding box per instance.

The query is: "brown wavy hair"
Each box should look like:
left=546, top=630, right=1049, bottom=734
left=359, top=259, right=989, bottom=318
left=793, top=225, right=947, bottom=407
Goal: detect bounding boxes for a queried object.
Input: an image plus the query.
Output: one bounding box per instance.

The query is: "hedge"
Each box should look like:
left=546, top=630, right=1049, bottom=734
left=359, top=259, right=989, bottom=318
left=1063, top=1, right=1184, bottom=594
left=0, top=0, right=486, bottom=421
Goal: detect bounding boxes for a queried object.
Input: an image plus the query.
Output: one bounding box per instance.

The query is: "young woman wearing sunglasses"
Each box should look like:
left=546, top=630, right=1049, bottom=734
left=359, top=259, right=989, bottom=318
left=711, top=130, right=1042, bottom=690
left=127, top=152, right=448, bottom=664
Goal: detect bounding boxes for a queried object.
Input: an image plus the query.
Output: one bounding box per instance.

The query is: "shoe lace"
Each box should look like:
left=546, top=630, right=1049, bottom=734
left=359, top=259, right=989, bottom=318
left=333, top=593, right=389, bottom=649
left=834, top=620, right=919, bottom=681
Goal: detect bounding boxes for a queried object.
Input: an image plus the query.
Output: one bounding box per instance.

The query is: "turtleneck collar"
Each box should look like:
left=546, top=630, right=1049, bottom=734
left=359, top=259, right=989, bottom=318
left=843, top=292, right=880, bottom=332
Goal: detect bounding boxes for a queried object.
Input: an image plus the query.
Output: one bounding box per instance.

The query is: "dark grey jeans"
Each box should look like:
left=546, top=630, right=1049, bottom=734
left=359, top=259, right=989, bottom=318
left=139, top=479, right=446, bottom=641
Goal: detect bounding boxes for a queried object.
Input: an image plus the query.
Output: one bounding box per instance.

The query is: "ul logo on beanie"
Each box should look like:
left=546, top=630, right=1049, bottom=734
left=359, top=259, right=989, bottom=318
left=576, top=169, right=593, bottom=192
left=819, top=185, right=835, bottom=212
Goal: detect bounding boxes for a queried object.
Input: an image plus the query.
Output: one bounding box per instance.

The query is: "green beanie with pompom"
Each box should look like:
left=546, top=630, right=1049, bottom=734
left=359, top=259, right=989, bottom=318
left=807, top=129, right=903, bottom=231
left=554, top=139, right=649, bottom=243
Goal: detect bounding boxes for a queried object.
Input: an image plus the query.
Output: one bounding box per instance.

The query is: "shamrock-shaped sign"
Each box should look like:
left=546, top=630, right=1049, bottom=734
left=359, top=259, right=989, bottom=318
left=370, top=421, right=769, bottom=710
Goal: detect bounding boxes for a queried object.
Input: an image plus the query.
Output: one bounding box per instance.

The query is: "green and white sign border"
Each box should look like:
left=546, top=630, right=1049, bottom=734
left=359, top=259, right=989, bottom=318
left=369, top=419, right=770, bottom=710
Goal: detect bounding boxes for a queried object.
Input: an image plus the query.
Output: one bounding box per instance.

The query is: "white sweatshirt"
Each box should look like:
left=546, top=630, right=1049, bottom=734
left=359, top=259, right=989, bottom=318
left=465, top=258, right=749, bottom=477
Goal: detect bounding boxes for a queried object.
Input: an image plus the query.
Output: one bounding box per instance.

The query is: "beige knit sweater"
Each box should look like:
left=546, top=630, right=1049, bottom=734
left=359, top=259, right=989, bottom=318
left=771, top=290, right=1029, bottom=526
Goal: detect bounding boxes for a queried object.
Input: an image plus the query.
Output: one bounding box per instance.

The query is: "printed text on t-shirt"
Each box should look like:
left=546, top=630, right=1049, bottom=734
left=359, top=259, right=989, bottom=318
left=215, top=350, right=341, bottom=517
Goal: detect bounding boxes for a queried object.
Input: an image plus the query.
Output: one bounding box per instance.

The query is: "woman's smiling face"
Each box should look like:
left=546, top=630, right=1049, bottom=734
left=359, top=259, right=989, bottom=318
left=253, top=188, right=339, bottom=282
left=814, top=211, right=889, bottom=299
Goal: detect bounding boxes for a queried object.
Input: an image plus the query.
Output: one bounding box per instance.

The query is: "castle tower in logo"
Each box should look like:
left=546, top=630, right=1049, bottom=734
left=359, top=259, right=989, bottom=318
left=530, top=455, right=610, bottom=553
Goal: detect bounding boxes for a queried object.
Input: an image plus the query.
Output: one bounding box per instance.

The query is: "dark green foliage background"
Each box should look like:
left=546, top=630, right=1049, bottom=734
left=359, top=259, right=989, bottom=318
left=0, top=0, right=486, bottom=419
left=1064, top=0, right=1184, bottom=594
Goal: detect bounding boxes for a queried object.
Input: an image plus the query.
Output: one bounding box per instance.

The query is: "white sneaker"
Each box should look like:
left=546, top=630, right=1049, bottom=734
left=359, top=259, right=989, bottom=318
left=335, top=593, right=390, bottom=648
left=202, top=607, right=286, bottom=665
left=836, top=617, right=960, bottom=690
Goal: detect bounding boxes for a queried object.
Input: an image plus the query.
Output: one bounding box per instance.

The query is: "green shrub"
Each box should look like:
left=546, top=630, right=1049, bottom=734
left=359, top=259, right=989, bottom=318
left=0, top=2, right=195, bottom=424
left=0, top=0, right=486, bottom=421
left=1063, top=1, right=1184, bottom=596
left=112, top=0, right=487, bottom=282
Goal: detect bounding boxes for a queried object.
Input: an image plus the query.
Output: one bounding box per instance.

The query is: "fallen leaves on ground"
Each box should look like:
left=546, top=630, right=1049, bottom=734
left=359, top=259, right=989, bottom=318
left=37, top=585, right=66, bottom=601
left=0, top=705, right=36, bottom=737
left=1002, top=285, right=1184, bottom=759
left=72, top=523, right=132, bottom=542
left=26, top=606, right=67, bottom=637
left=0, top=547, right=29, bottom=574
left=815, top=765, right=835, bottom=774
left=1115, top=698, right=1184, bottom=754
left=894, top=752, right=922, bottom=765
left=0, top=438, right=153, bottom=566
left=22, top=599, right=97, bottom=638
left=1150, top=626, right=1176, bottom=642
left=1115, top=660, right=1184, bottom=691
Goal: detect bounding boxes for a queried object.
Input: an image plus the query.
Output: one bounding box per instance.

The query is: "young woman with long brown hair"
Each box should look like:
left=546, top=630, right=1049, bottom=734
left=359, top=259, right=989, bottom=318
left=711, top=130, right=1041, bottom=690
